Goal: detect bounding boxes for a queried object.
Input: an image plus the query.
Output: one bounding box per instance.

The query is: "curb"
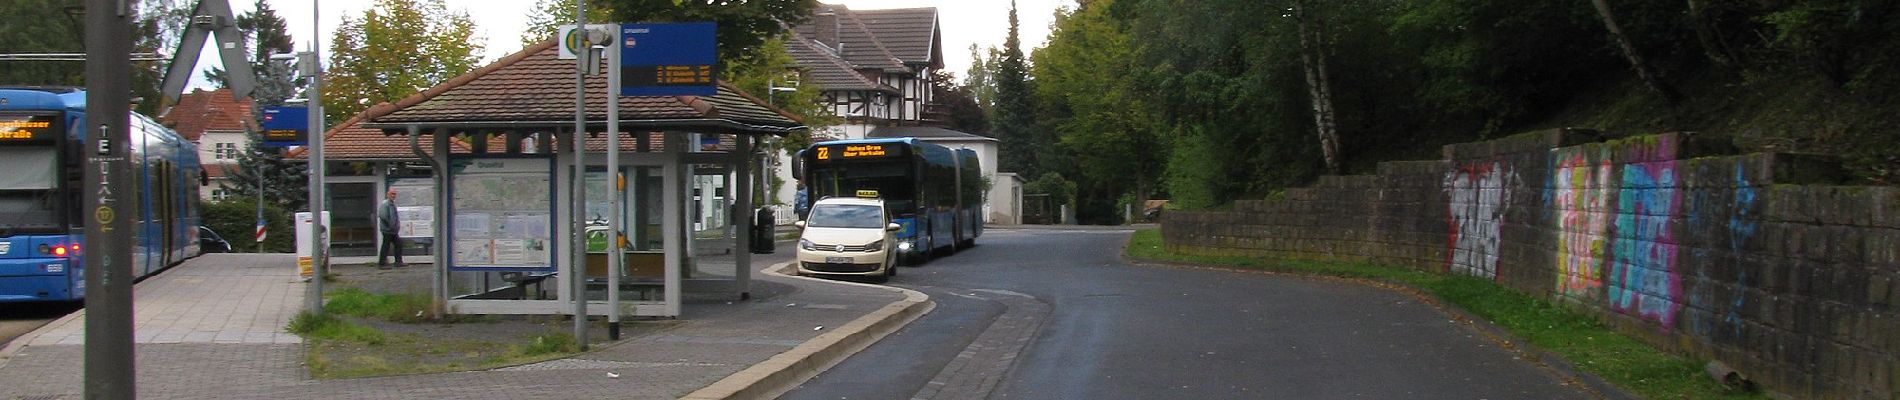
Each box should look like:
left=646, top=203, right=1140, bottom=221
left=680, top=261, right=933, bottom=400
left=0, top=307, right=85, bottom=369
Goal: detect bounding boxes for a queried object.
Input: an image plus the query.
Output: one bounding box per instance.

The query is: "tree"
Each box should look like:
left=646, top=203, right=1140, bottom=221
left=963, top=44, right=1001, bottom=110
left=520, top=0, right=616, bottom=47
left=323, top=0, right=484, bottom=123
left=992, top=1, right=1043, bottom=178
left=1590, top=0, right=1680, bottom=103
left=931, top=70, right=989, bottom=136
left=1292, top=0, right=1343, bottom=175
left=0, top=0, right=85, bottom=86
left=1032, top=0, right=1164, bottom=222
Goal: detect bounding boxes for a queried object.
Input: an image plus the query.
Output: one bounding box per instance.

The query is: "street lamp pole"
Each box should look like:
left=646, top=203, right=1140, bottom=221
left=302, top=0, right=326, bottom=315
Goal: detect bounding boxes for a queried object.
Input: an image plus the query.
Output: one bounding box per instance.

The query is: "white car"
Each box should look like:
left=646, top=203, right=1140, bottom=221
left=795, top=195, right=901, bottom=281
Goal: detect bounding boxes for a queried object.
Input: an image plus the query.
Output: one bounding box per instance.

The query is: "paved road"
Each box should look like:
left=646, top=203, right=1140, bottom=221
left=0, top=302, right=79, bottom=349
left=784, top=227, right=1597, bottom=399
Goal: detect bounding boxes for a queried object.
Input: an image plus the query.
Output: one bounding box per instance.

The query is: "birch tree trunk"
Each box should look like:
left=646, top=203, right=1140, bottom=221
left=1592, top=0, right=1680, bottom=103
left=1293, top=0, right=1342, bottom=175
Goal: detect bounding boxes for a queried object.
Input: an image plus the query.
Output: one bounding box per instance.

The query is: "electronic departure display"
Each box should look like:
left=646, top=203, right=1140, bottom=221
left=814, top=143, right=904, bottom=161
left=0, top=115, right=57, bottom=143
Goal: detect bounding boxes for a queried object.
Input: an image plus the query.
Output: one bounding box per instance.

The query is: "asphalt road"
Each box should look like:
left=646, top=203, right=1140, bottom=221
left=0, top=302, right=79, bottom=350
left=782, top=227, right=1596, bottom=400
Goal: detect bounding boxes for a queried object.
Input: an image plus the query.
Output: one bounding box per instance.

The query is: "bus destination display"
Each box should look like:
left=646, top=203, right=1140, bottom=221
left=0, top=115, right=56, bottom=142
left=815, top=143, right=902, bottom=160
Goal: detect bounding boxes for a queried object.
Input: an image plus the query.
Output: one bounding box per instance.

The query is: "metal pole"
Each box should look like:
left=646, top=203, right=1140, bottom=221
left=606, top=25, right=623, bottom=340
left=303, top=0, right=326, bottom=315
left=83, top=0, right=136, bottom=397
left=256, top=153, right=264, bottom=253
left=570, top=3, right=591, bottom=349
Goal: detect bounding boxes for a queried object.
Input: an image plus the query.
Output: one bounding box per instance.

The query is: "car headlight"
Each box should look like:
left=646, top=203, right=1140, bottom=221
left=865, top=240, right=884, bottom=252
left=799, top=238, right=815, bottom=251
left=897, top=241, right=913, bottom=252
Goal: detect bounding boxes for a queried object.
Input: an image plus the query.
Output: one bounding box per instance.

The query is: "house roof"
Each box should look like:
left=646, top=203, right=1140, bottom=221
left=792, top=4, right=940, bottom=75
left=784, top=30, right=895, bottom=93
left=292, top=39, right=802, bottom=161
left=158, top=88, right=253, bottom=141
left=868, top=126, right=995, bottom=142
left=851, top=8, right=940, bottom=68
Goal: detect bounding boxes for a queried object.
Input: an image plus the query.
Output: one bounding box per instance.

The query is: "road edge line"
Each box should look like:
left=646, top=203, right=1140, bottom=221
left=680, top=261, right=933, bottom=400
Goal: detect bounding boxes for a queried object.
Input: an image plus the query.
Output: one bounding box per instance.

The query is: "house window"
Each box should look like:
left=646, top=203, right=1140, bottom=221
left=211, top=188, right=229, bottom=201
left=215, top=142, right=237, bottom=160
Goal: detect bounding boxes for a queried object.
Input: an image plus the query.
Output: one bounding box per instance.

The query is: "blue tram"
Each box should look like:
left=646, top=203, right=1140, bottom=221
left=0, top=88, right=205, bottom=302
left=798, top=138, right=982, bottom=264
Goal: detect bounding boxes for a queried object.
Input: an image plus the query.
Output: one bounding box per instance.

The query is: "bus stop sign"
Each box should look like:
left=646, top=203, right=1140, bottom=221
left=619, top=22, right=717, bottom=97
left=259, top=106, right=307, bottom=147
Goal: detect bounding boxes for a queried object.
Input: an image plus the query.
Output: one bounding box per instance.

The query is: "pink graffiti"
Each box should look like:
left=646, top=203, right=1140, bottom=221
left=1552, top=149, right=1614, bottom=297
left=1444, top=162, right=1513, bottom=280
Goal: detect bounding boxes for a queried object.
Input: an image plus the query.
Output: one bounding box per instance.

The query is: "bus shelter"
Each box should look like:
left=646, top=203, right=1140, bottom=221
left=349, top=40, right=801, bottom=318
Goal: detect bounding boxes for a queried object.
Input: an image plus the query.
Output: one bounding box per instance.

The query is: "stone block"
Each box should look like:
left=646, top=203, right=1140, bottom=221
left=1766, top=153, right=1849, bottom=185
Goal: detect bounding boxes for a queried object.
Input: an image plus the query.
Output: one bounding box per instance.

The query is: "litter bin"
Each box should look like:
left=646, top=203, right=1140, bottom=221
left=750, top=207, right=775, bottom=254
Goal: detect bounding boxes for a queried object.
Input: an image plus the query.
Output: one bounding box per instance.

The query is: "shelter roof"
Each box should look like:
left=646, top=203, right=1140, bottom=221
left=868, top=126, right=995, bottom=142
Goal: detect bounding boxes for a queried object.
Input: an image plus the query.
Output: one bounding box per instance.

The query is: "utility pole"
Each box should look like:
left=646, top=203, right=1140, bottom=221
left=570, top=1, right=591, bottom=350
left=83, top=0, right=137, bottom=397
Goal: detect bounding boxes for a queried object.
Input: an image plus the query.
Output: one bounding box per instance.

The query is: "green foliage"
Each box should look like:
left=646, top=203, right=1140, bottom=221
left=520, top=333, right=578, bottom=356
left=1023, top=173, right=1076, bottom=209
left=1125, top=229, right=1764, bottom=399
left=0, top=0, right=85, bottom=87
left=520, top=0, right=616, bottom=47
left=725, top=37, right=838, bottom=152
left=992, top=2, right=1045, bottom=179
left=200, top=197, right=296, bottom=253
left=1032, top=0, right=1165, bottom=223
left=1161, top=126, right=1223, bottom=210
left=323, top=0, right=485, bottom=123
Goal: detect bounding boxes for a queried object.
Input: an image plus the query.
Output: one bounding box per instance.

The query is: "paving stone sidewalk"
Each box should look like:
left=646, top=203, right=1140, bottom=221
left=0, top=252, right=908, bottom=399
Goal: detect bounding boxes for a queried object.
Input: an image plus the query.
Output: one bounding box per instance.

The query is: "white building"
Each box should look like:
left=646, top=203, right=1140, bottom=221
left=158, top=88, right=253, bottom=201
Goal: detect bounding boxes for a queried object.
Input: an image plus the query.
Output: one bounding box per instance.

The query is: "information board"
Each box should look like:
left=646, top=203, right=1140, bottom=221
left=448, top=158, right=555, bottom=272
left=388, top=179, right=436, bottom=239
left=259, top=106, right=307, bottom=146
left=619, top=22, right=717, bottom=96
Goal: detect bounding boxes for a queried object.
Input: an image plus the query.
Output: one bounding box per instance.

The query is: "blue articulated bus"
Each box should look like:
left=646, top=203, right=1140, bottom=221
left=0, top=88, right=205, bottom=302
left=798, top=138, right=982, bottom=264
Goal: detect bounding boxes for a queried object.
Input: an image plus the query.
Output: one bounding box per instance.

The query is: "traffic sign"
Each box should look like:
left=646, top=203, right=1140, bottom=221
left=619, top=22, right=717, bottom=97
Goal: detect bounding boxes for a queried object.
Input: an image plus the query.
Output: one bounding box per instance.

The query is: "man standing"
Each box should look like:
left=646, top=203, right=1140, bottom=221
left=377, top=188, right=405, bottom=269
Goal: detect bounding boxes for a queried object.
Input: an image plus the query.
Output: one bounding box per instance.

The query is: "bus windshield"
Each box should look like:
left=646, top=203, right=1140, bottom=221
left=807, top=204, right=885, bottom=229
left=0, top=146, right=60, bottom=231
left=807, top=163, right=916, bottom=214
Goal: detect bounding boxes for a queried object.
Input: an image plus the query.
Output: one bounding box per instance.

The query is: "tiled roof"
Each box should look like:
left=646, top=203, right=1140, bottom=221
left=869, top=126, right=994, bottom=141
left=784, top=31, right=894, bottom=93
left=159, top=88, right=253, bottom=141
left=293, top=40, right=802, bottom=161
left=366, top=40, right=802, bottom=132
left=793, top=4, right=914, bottom=73
left=852, top=8, right=939, bottom=68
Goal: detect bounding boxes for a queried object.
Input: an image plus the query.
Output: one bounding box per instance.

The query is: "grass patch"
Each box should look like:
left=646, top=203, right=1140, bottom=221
left=287, top=311, right=386, bottom=345
left=324, top=288, right=434, bottom=323
left=1125, top=229, right=1762, bottom=399
left=287, top=289, right=589, bottom=379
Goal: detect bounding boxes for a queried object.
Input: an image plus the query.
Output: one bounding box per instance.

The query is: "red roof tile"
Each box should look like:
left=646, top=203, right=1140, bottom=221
left=159, top=88, right=254, bottom=141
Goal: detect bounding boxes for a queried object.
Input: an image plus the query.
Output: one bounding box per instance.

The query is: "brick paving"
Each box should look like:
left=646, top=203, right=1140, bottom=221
left=0, top=252, right=910, bottom=399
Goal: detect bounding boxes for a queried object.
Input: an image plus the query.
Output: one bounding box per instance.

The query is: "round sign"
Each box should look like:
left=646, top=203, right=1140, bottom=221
left=95, top=205, right=115, bottom=224
left=564, top=27, right=586, bottom=55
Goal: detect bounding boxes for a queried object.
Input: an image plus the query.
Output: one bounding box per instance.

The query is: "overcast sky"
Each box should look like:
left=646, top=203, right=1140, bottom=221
left=187, top=0, right=1070, bottom=90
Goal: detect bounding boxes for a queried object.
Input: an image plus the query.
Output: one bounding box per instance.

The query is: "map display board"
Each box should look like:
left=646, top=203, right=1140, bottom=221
left=389, top=178, right=436, bottom=239
left=448, top=158, right=555, bottom=272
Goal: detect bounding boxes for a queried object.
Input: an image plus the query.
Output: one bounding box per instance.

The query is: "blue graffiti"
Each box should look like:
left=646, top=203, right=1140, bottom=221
left=1609, top=161, right=1682, bottom=328
left=1724, top=164, right=1758, bottom=336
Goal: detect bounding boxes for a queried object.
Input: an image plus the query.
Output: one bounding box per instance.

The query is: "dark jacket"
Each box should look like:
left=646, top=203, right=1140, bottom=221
left=377, top=200, right=399, bottom=235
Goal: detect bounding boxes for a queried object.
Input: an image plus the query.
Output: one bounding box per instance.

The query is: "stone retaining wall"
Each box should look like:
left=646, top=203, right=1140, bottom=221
left=1162, top=129, right=1900, bottom=399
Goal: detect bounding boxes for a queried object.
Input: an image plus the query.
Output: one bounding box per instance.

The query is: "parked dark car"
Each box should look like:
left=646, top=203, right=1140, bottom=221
left=198, top=226, right=233, bottom=253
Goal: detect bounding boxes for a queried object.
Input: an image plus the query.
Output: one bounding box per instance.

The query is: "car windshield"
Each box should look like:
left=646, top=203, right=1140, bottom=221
left=807, top=204, right=884, bottom=229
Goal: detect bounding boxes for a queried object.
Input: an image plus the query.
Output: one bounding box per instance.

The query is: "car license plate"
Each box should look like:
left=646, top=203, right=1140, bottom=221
left=824, top=256, right=853, bottom=264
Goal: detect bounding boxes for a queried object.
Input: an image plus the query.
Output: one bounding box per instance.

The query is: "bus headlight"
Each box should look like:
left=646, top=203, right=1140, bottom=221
left=897, top=241, right=913, bottom=252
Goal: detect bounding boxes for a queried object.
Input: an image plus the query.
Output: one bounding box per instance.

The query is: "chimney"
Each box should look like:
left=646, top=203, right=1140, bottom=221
left=815, top=8, right=840, bottom=51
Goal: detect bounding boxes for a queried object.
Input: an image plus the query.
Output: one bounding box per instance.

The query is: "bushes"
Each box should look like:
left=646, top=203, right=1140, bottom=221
left=199, top=197, right=296, bottom=253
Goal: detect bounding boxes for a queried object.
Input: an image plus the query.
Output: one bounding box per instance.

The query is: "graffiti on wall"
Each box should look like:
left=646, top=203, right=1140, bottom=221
left=1444, top=162, right=1514, bottom=280
left=1608, top=160, right=1683, bottom=328
left=1724, top=165, right=1759, bottom=335
left=1551, top=148, right=1615, bottom=298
